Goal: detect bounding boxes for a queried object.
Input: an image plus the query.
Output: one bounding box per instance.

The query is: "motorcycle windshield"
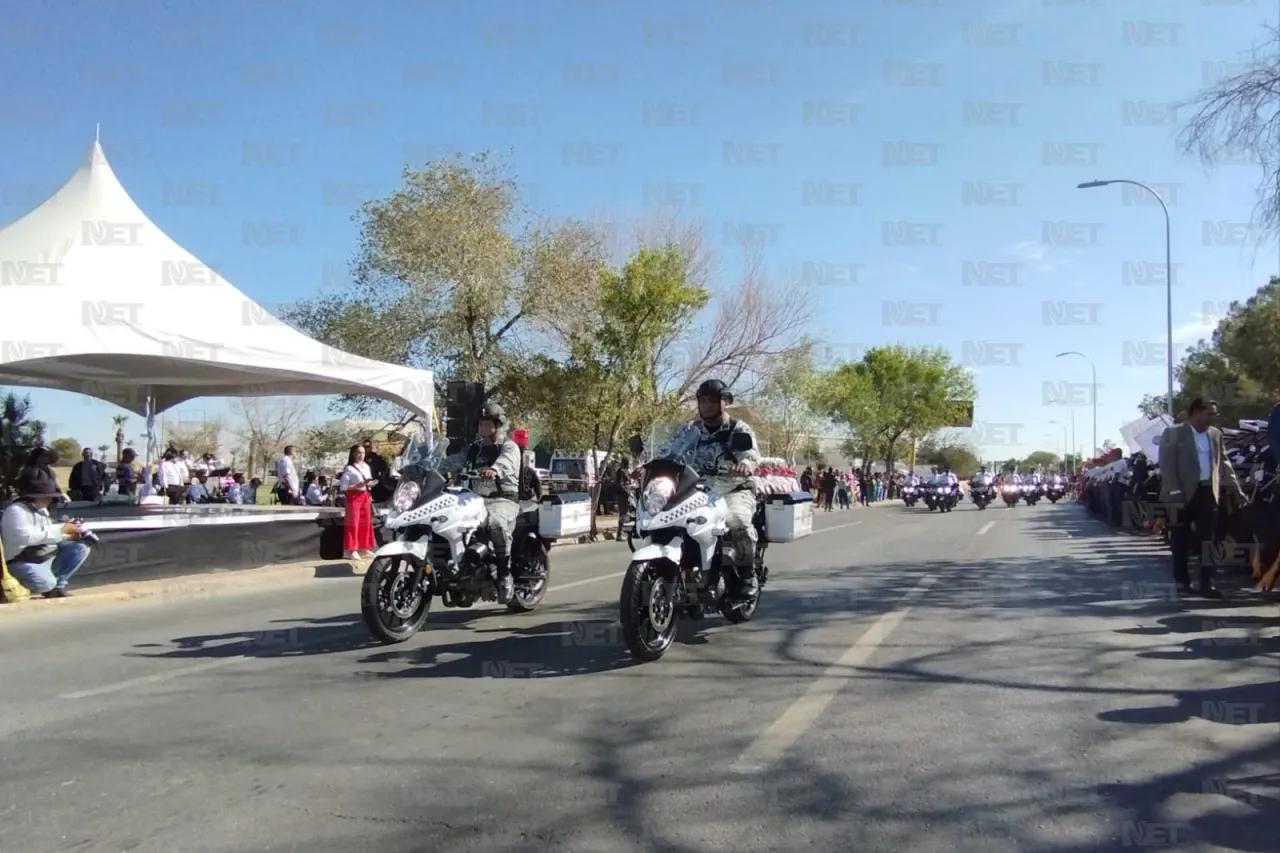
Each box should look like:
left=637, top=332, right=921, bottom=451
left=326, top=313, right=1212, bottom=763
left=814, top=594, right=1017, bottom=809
left=397, top=432, right=450, bottom=502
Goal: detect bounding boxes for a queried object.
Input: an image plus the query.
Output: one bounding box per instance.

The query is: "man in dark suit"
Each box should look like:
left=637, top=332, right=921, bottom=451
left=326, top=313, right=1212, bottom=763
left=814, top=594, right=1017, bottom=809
left=1158, top=397, right=1245, bottom=598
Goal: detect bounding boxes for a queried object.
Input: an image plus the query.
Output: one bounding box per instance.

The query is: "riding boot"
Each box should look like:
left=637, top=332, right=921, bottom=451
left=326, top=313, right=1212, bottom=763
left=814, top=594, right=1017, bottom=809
left=737, top=564, right=759, bottom=598
left=495, top=556, right=514, bottom=604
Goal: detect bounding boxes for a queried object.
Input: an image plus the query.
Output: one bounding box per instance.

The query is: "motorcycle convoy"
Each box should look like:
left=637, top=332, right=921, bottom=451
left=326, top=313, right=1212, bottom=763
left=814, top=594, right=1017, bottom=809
left=360, top=383, right=813, bottom=665
left=355, top=391, right=1068, bottom=664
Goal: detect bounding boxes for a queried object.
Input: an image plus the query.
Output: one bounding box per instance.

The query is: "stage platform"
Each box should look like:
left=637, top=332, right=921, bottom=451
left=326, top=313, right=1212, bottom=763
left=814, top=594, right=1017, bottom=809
left=47, top=503, right=387, bottom=589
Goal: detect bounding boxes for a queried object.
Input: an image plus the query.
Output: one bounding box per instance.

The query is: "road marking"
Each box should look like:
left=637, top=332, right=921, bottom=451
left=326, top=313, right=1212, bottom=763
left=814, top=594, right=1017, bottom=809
left=976, top=521, right=996, bottom=536
left=60, top=656, right=251, bottom=699
left=549, top=571, right=626, bottom=593
left=811, top=521, right=863, bottom=535
left=729, top=574, right=938, bottom=774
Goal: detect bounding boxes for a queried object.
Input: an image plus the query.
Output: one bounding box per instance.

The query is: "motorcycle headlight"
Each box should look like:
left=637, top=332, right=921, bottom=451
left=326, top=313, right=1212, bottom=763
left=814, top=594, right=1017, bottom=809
left=642, top=475, right=675, bottom=514
left=392, top=481, right=420, bottom=511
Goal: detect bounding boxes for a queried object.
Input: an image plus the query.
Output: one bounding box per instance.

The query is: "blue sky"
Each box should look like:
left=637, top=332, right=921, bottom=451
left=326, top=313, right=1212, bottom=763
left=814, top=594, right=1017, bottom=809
left=2, top=0, right=1277, bottom=461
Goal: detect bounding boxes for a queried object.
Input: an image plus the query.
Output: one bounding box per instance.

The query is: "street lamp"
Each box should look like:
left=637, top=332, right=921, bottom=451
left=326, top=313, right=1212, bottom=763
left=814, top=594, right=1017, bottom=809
left=1049, top=420, right=1069, bottom=465
left=1077, top=179, right=1174, bottom=417
left=1056, top=351, right=1097, bottom=458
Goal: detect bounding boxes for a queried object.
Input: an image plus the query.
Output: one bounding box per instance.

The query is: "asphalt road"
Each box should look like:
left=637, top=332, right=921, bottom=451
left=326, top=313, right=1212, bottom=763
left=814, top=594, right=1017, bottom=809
left=2, top=501, right=1276, bottom=853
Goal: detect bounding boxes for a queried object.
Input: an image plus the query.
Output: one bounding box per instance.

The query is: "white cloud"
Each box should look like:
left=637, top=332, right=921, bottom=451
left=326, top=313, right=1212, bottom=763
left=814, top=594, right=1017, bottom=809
left=1000, top=240, right=1066, bottom=273
left=1172, top=313, right=1217, bottom=344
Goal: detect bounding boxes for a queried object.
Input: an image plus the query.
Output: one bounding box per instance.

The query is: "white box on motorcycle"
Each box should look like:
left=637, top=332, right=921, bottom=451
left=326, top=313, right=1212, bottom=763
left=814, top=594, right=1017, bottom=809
left=763, top=492, right=814, bottom=542
left=538, top=492, right=592, bottom=538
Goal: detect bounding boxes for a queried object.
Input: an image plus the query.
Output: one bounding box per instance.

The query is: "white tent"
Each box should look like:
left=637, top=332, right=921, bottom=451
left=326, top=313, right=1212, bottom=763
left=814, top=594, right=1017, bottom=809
left=0, top=140, right=435, bottom=424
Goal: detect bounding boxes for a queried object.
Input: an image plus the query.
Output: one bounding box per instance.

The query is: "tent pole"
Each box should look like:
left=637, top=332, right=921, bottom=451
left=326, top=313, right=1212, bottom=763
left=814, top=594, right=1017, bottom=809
left=143, top=391, right=156, bottom=494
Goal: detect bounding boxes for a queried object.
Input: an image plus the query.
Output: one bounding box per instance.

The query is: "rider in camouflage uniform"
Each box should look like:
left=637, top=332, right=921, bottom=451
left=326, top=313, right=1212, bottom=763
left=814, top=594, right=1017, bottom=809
left=658, top=379, right=762, bottom=597
left=465, top=402, right=522, bottom=604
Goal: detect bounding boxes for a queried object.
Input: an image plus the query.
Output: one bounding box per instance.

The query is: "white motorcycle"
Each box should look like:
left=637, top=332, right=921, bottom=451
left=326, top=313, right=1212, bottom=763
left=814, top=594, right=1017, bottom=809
left=360, top=434, right=553, bottom=644
left=618, top=431, right=772, bottom=663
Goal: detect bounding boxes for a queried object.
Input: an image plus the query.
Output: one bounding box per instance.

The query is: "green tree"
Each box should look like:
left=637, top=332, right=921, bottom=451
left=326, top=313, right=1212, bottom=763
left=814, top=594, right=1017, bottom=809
left=751, top=340, right=821, bottom=464
left=302, top=421, right=361, bottom=472
left=813, top=345, right=976, bottom=475
left=1022, top=450, right=1060, bottom=470
left=911, top=435, right=977, bottom=473
left=1136, top=276, right=1279, bottom=423
left=49, top=437, right=82, bottom=461
left=285, top=151, right=605, bottom=418
left=1, top=392, right=47, bottom=499
left=514, top=245, right=709, bottom=536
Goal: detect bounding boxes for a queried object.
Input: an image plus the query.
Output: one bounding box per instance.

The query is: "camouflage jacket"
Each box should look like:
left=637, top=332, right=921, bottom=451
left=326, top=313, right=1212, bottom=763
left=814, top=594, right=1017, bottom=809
left=658, top=417, right=761, bottom=481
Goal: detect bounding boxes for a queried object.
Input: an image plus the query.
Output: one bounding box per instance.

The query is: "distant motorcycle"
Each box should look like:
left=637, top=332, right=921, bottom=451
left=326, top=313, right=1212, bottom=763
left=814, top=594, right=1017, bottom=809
left=1000, top=483, right=1021, bottom=507
left=901, top=484, right=920, bottom=507
left=969, top=482, right=995, bottom=510
left=1045, top=481, right=1065, bottom=503
left=1023, top=483, right=1043, bottom=506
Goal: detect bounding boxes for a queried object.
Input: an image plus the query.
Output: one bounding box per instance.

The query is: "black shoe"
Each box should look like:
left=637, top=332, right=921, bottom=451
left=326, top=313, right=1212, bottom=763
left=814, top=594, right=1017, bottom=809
left=41, top=588, right=70, bottom=599
left=738, top=573, right=759, bottom=599
left=1199, top=585, right=1224, bottom=600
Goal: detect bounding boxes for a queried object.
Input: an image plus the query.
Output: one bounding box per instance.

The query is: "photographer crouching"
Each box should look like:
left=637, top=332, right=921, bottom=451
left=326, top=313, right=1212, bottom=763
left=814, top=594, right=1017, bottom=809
left=2, top=472, right=91, bottom=598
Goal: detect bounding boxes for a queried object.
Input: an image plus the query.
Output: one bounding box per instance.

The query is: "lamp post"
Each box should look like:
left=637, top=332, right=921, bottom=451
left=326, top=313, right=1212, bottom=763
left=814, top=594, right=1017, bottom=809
left=1056, top=351, right=1097, bottom=457
left=1077, top=179, right=1174, bottom=417
left=1049, top=420, right=1069, bottom=468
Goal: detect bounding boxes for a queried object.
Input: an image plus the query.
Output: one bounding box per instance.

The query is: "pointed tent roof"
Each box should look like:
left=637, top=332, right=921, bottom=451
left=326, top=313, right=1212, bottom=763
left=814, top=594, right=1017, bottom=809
left=0, top=141, right=434, bottom=418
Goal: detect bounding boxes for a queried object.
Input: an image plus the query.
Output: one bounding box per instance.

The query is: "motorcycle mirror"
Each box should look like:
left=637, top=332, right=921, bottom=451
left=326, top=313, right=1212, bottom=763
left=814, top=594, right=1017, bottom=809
left=627, top=434, right=645, bottom=456
left=729, top=432, right=754, bottom=453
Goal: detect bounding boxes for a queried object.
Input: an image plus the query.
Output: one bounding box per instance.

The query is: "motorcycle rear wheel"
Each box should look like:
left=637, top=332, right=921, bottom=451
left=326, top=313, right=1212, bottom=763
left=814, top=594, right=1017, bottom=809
left=620, top=562, right=677, bottom=662
left=508, top=546, right=550, bottom=612
left=361, top=556, right=431, bottom=644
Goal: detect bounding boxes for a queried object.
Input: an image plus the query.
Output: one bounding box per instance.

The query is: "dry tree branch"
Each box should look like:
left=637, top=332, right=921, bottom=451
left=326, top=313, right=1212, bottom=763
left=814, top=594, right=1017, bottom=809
left=1177, top=25, right=1280, bottom=240
left=672, top=249, right=813, bottom=402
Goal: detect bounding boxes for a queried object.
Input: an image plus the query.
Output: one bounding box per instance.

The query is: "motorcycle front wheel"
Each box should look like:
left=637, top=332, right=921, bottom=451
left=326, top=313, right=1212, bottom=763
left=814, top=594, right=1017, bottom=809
left=361, top=556, right=431, bottom=644
left=620, top=562, right=677, bottom=662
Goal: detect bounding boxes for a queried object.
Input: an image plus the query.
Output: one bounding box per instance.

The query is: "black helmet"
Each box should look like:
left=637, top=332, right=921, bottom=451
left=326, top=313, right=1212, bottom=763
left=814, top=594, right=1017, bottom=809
left=478, top=402, right=507, bottom=429
left=696, top=378, right=734, bottom=404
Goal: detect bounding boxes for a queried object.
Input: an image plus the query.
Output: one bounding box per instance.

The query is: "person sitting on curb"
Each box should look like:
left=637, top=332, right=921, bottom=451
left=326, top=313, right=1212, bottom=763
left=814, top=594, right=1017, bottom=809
left=1, top=473, right=90, bottom=599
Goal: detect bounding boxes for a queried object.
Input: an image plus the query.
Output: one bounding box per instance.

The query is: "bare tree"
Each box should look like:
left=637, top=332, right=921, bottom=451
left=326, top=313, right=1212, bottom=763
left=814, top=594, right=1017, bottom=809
left=163, top=417, right=226, bottom=456
left=662, top=247, right=813, bottom=402
left=1178, top=25, right=1280, bottom=240
left=228, top=398, right=313, bottom=478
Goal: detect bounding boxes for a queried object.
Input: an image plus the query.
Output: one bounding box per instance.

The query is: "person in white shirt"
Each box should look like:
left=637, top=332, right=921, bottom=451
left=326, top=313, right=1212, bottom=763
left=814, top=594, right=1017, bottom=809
left=304, top=473, right=325, bottom=506
left=2, top=473, right=90, bottom=598
left=275, top=446, right=300, bottom=504
left=159, top=451, right=186, bottom=504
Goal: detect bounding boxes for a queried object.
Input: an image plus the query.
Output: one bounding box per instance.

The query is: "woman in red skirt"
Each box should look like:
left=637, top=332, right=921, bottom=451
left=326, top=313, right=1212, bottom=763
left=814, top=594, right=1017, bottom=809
left=339, top=444, right=376, bottom=561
